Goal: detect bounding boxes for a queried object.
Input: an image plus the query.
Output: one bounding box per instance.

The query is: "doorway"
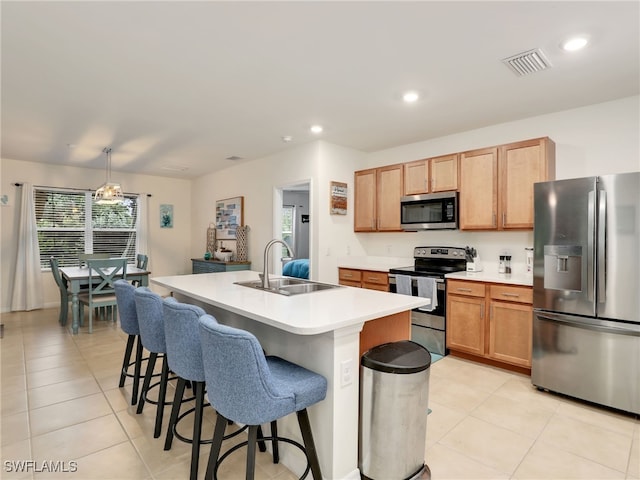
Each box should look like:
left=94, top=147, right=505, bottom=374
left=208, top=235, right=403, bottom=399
left=274, top=181, right=311, bottom=276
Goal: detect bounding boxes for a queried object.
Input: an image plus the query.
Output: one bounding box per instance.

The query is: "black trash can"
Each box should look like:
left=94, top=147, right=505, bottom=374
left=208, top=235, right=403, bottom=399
left=359, top=340, right=431, bottom=480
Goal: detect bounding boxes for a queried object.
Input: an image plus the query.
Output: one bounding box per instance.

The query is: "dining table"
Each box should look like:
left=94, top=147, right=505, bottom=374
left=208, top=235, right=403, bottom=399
left=59, top=265, right=150, bottom=334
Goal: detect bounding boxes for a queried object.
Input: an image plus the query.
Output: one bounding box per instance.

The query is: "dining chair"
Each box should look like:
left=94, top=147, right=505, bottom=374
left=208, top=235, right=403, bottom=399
left=50, top=256, right=81, bottom=326
left=133, top=254, right=149, bottom=287
left=77, top=258, right=127, bottom=333
left=136, top=253, right=149, bottom=270
left=77, top=252, right=110, bottom=268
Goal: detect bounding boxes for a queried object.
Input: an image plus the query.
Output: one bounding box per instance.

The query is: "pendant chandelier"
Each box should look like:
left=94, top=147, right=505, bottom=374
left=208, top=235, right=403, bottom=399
left=94, top=147, right=124, bottom=205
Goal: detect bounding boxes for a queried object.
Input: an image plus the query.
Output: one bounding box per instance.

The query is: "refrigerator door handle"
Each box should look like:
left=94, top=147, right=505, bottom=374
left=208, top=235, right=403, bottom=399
left=587, top=191, right=595, bottom=302
left=597, top=190, right=607, bottom=303
left=535, top=311, right=640, bottom=337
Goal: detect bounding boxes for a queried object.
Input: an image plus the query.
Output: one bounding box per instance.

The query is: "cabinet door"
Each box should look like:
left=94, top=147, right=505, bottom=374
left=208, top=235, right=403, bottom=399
left=404, top=159, right=430, bottom=195
left=376, top=164, right=403, bottom=231
left=499, top=138, right=555, bottom=229
left=354, top=169, right=377, bottom=232
left=446, top=294, right=485, bottom=355
left=460, top=147, right=498, bottom=230
left=488, top=301, right=532, bottom=367
left=431, top=154, right=459, bottom=192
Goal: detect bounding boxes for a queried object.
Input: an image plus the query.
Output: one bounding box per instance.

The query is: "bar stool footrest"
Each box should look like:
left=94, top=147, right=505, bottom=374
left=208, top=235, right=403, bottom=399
left=213, top=435, right=311, bottom=480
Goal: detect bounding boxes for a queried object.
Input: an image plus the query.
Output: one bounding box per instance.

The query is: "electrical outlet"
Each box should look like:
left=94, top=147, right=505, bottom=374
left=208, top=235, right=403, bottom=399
left=346, top=245, right=351, bottom=255
left=386, top=244, right=392, bottom=255
left=340, top=359, right=354, bottom=387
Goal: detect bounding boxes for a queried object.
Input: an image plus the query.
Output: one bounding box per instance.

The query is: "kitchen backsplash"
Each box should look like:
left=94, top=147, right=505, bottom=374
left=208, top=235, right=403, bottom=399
left=354, top=229, right=533, bottom=271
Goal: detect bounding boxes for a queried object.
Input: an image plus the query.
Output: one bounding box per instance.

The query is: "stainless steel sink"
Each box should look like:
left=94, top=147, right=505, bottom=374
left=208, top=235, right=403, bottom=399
left=234, top=278, right=342, bottom=296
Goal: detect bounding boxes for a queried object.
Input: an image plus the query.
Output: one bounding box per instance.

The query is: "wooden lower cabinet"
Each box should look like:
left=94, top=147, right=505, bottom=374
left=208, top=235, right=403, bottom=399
left=338, top=268, right=389, bottom=291
left=447, top=294, right=485, bottom=356
left=447, top=279, right=532, bottom=372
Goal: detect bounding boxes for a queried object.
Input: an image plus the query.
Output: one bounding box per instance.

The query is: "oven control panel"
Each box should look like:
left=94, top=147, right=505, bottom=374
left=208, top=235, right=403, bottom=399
left=414, top=246, right=466, bottom=259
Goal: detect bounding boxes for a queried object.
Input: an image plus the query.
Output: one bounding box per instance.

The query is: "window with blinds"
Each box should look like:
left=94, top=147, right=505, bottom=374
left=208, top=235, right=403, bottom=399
left=35, top=188, right=139, bottom=269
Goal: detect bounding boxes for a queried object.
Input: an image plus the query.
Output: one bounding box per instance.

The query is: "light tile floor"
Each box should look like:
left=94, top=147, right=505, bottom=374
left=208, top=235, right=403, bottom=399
left=1, top=308, right=638, bottom=479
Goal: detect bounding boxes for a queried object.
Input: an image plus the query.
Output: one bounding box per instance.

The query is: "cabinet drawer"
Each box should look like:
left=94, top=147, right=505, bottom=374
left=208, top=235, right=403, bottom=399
left=448, top=279, right=485, bottom=297
left=363, top=282, right=389, bottom=292
left=490, top=284, right=532, bottom=304
left=339, top=280, right=362, bottom=288
left=361, top=270, right=388, bottom=286
left=339, top=268, right=362, bottom=282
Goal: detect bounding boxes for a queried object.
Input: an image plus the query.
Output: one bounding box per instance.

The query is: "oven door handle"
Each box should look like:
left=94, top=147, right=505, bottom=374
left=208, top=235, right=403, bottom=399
left=388, top=274, right=445, bottom=290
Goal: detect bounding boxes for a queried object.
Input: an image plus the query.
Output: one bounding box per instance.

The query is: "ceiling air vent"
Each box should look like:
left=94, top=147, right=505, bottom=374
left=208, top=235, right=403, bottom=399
left=225, top=155, right=243, bottom=161
left=501, top=48, right=552, bottom=77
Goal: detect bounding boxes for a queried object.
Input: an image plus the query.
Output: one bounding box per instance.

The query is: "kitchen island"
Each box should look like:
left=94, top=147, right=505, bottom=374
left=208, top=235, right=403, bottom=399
left=151, top=270, right=428, bottom=480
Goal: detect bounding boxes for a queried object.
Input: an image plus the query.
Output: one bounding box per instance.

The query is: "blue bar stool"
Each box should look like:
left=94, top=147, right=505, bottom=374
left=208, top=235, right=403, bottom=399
left=133, top=287, right=173, bottom=438
left=114, top=280, right=145, bottom=405
left=198, top=315, right=327, bottom=480
left=163, top=298, right=277, bottom=480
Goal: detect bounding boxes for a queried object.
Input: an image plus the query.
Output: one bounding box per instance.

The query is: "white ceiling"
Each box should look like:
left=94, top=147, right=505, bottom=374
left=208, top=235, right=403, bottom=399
left=2, top=1, right=639, bottom=179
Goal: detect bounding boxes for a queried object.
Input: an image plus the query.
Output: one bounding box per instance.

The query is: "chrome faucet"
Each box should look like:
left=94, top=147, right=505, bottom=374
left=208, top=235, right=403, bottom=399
left=262, top=239, right=295, bottom=289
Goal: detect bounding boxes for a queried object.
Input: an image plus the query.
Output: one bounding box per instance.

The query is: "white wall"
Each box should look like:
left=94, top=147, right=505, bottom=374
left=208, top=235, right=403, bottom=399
left=356, top=96, right=640, bottom=273
left=190, top=140, right=366, bottom=284
left=0, top=158, right=192, bottom=311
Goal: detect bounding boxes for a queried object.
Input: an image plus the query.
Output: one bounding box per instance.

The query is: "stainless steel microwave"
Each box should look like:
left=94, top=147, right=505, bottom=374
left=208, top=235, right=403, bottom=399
left=400, top=192, right=458, bottom=230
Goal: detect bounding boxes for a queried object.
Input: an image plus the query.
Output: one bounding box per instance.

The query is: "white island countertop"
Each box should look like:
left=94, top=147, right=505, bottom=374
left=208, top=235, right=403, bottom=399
left=152, top=270, right=428, bottom=335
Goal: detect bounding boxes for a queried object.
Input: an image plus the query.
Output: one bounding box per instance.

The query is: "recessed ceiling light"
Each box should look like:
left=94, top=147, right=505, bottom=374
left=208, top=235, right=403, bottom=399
left=310, top=125, right=323, bottom=134
left=282, top=135, right=293, bottom=143
left=561, top=36, right=588, bottom=52
left=402, top=91, right=419, bottom=103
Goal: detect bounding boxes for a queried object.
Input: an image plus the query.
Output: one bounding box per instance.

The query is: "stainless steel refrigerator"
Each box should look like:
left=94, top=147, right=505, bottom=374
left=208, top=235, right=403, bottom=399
left=532, top=172, right=640, bottom=415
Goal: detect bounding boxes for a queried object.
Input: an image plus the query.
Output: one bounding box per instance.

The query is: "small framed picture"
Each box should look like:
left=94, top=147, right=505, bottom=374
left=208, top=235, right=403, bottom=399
left=160, top=204, right=174, bottom=228
left=215, top=196, right=244, bottom=240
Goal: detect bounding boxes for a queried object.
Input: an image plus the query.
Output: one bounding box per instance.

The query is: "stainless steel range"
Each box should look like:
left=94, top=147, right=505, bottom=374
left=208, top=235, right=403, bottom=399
left=389, top=246, right=467, bottom=356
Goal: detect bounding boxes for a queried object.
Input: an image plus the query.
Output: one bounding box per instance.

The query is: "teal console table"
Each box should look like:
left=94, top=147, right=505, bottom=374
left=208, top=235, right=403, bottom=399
left=191, top=258, right=251, bottom=274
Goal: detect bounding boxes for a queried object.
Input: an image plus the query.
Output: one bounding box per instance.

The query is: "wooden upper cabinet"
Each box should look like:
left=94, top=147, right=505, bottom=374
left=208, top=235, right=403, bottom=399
left=354, top=169, right=377, bottom=231
left=460, top=137, right=555, bottom=231
left=460, top=147, right=498, bottom=230
left=377, top=164, right=403, bottom=231
left=404, top=159, right=429, bottom=195
left=354, top=164, right=403, bottom=232
left=499, top=138, right=556, bottom=229
left=431, top=154, right=459, bottom=192
left=403, top=154, right=458, bottom=196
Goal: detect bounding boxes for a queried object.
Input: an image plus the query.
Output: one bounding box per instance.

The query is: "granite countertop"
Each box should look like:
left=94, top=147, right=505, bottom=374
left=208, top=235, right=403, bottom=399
left=152, top=270, right=428, bottom=335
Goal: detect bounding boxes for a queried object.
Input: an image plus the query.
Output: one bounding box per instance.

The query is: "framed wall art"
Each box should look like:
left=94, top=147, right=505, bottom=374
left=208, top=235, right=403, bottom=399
left=160, top=204, right=174, bottom=228
left=330, top=181, right=347, bottom=215
left=215, top=196, right=244, bottom=240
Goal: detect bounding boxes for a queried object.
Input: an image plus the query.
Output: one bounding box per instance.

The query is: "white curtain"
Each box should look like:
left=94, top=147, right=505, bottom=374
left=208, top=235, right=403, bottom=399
left=137, top=194, right=149, bottom=262
left=11, top=183, right=44, bottom=311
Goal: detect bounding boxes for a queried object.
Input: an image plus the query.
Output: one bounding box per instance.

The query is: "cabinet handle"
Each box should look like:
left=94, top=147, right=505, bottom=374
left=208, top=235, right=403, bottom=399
left=501, top=292, right=520, bottom=297
left=490, top=305, right=493, bottom=320
left=367, top=277, right=379, bottom=281
left=502, top=212, right=506, bottom=226
left=431, top=178, right=435, bottom=190
left=343, top=273, right=353, bottom=278
left=457, top=287, right=473, bottom=292
left=492, top=213, right=497, bottom=227
left=480, top=303, right=484, bottom=319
